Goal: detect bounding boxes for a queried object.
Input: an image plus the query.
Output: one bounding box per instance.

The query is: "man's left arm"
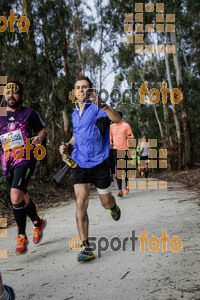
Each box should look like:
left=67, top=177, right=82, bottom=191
left=100, top=104, right=121, bottom=123
left=126, top=124, right=134, bottom=140
left=31, top=128, right=46, bottom=145
left=30, top=110, right=46, bottom=145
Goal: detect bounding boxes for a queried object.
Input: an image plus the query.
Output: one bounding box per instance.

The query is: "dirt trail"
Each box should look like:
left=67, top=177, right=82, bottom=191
left=1, top=179, right=200, bottom=300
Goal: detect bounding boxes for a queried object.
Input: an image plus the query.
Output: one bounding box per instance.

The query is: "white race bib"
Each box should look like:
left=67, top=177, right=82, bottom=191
left=0, top=129, right=25, bottom=150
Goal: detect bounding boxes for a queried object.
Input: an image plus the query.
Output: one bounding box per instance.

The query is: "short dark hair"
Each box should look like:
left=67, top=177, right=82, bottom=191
left=142, top=133, right=147, bottom=139
left=117, top=110, right=123, bottom=118
left=74, top=75, right=92, bottom=88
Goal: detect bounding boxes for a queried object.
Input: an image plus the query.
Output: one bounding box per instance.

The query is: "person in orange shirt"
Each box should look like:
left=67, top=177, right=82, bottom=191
left=110, top=111, right=134, bottom=197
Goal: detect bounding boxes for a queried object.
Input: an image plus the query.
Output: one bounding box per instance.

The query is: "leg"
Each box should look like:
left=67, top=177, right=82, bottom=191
left=10, top=188, right=27, bottom=235
left=0, top=273, right=3, bottom=297
left=99, top=192, right=115, bottom=210
left=11, top=167, right=42, bottom=228
left=24, top=192, right=29, bottom=204
left=0, top=273, right=15, bottom=300
left=98, top=192, right=121, bottom=222
left=109, top=149, right=115, bottom=184
left=116, top=178, right=122, bottom=190
left=74, top=183, right=91, bottom=241
left=113, top=149, right=123, bottom=196
left=124, top=152, right=129, bottom=193
left=93, top=160, right=120, bottom=221
left=145, top=163, right=149, bottom=181
left=74, top=183, right=95, bottom=262
left=8, top=166, right=42, bottom=232
left=24, top=193, right=41, bottom=228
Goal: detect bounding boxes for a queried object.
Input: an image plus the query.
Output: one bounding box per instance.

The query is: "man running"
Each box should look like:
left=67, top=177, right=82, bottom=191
left=0, top=81, right=46, bottom=255
left=59, top=75, right=121, bottom=262
left=110, top=111, right=134, bottom=197
left=138, top=134, right=149, bottom=182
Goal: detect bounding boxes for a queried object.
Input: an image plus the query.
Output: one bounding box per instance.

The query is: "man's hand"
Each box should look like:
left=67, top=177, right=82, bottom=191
left=89, top=90, right=99, bottom=104
left=59, top=142, right=69, bottom=155
left=31, top=136, right=43, bottom=146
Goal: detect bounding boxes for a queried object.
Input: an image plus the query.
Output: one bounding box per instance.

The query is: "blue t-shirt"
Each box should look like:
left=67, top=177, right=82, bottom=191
left=71, top=103, right=110, bottom=168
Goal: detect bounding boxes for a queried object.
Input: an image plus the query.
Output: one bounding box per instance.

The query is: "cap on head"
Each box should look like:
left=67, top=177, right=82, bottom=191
left=6, top=80, right=23, bottom=97
left=117, top=110, right=123, bottom=118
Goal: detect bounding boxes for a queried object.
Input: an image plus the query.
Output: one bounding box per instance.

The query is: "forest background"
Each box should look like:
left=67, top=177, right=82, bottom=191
left=0, top=0, right=200, bottom=212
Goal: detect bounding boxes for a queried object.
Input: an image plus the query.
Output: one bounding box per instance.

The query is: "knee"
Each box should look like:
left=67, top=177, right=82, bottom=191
left=76, top=198, right=88, bottom=210
left=10, top=190, right=24, bottom=204
left=101, top=195, right=115, bottom=209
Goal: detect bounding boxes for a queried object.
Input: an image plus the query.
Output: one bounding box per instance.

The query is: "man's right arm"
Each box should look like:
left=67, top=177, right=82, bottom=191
left=59, top=136, right=74, bottom=155
left=68, top=135, right=74, bottom=147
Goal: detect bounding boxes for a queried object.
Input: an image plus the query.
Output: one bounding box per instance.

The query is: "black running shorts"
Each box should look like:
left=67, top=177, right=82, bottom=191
left=140, top=156, right=148, bottom=160
left=140, top=156, right=149, bottom=164
left=72, top=159, right=111, bottom=189
left=6, top=166, right=34, bottom=194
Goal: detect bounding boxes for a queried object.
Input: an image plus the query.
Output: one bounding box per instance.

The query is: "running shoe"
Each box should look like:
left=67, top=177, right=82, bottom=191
left=77, top=246, right=95, bottom=262
left=140, top=171, right=144, bottom=178
left=3, top=285, right=15, bottom=300
left=145, top=178, right=148, bottom=182
left=124, top=188, right=129, bottom=195
left=15, top=234, right=28, bottom=255
left=117, top=190, right=123, bottom=197
left=33, top=219, right=47, bottom=244
left=110, top=204, right=121, bottom=221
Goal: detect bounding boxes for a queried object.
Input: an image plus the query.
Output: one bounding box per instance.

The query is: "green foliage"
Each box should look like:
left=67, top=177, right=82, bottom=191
left=0, top=0, right=199, bottom=173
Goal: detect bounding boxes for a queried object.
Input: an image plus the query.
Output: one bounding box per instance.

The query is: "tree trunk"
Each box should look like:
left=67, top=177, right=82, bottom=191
left=71, top=1, right=83, bottom=75
left=99, top=3, right=103, bottom=90
left=163, top=33, right=183, bottom=170
left=152, top=52, right=169, bottom=141
left=136, top=66, right=164, bottom=138
left=170, top=31, right=192, bottom=167
left=62, top=107, right=69, bottom=136
left=21, top=0, right=37, bottom=105
left=59, top=1, right=70, bottom=137
left=153, top=104, right=164, bottom=138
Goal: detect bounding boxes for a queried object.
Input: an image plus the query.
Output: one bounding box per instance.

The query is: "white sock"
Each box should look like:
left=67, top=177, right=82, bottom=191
left=0, top=287, right=8, bottom=300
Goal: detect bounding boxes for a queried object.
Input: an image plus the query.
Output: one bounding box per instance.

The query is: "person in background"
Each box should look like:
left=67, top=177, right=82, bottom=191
left=110, top=111, right=134, bottom=197
left=0, top=81, right=47, bottom=255
left=138, top=133, right=149, bottom=182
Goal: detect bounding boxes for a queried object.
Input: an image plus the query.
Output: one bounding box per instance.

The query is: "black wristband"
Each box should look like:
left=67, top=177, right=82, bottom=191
left=101, top=104, right=108, bottom=110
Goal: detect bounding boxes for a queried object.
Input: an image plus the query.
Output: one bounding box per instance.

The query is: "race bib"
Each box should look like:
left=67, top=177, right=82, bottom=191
left=0, top=129, right=25, bottom=151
